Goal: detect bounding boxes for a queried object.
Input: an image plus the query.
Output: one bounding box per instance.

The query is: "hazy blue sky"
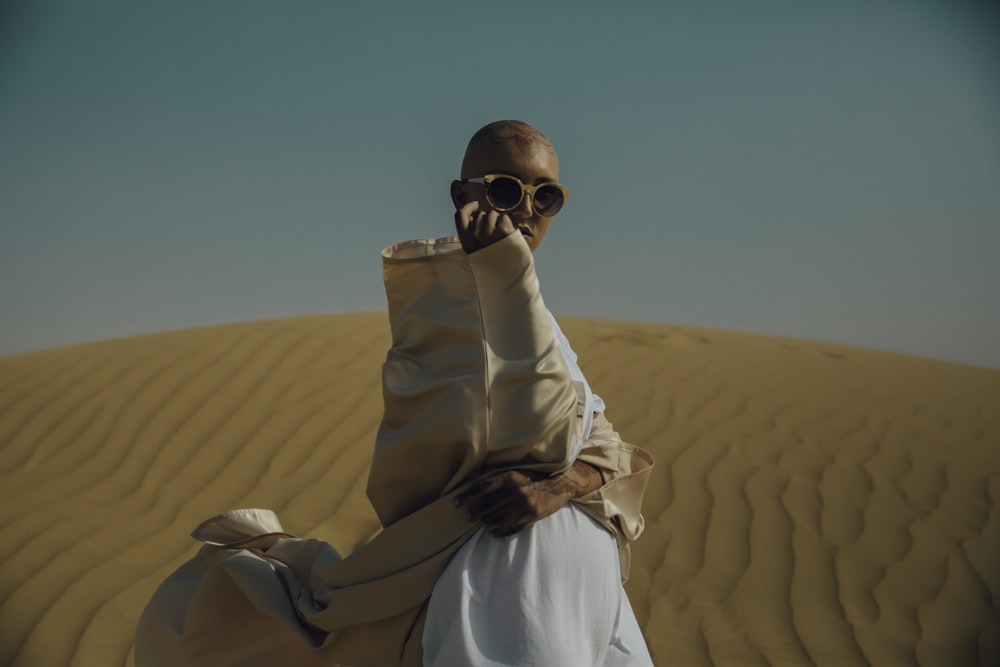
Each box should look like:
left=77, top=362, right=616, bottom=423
left=2, top=0, right=998, bottom=368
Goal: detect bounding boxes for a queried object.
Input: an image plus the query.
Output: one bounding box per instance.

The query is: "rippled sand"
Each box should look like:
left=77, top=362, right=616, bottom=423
left=1, top=313, right=997, bottom=666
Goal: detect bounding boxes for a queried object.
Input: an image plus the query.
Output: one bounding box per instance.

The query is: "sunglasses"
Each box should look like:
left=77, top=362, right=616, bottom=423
left=464, top=174, right=569, bottom=217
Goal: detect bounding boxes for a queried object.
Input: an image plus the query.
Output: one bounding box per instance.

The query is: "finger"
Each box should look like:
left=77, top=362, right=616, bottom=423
left=455, top=469, right=528, bottom=503
left=466, top=481, right=536, bottom=522
left=472, top=210, right=500, bottom=244
left=463, top=489, right=515, bottom=521
left=453, top=482, right=486, bottom=508
left=480, top=503, right=530, bottom=528
left=460, top=481, right=520, bottom=520
left=455, top=202, right=482, bottom=253
left=453, top=474, right=504, bottom=507
left=489, top=516, right=531, bottom=537
left=497, top=213, right=515, bottom=237
left=454, top=201, right=480, bottom=232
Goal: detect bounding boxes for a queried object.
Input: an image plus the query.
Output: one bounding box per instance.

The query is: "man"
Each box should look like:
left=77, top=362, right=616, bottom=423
left=135, top=121, right=653, bottom=667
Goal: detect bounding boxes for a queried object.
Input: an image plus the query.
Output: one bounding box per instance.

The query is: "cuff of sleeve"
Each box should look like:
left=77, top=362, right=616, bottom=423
left=573, top=443, right=654, bottom=543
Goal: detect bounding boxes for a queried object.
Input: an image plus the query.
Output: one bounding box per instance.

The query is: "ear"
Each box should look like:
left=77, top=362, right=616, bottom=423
left=450, top=180, right=467, bottom=210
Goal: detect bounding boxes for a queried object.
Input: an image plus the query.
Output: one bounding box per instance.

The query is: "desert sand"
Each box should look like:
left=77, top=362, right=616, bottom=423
left=0, top=312, right=997, bottom=666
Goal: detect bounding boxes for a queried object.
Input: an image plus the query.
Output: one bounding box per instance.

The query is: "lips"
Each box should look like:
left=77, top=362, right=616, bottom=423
left=517, top=227, right=534, bottom=237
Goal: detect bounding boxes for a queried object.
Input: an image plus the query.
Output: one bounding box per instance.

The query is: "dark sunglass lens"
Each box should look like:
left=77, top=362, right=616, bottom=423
left=533, top=185, right=564, bottom=216
left=487, top=177, right=523, bottom=210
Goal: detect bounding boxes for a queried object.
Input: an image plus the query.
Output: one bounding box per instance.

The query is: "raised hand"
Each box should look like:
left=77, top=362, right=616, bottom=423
left=454, top=201, right=516, bottom=254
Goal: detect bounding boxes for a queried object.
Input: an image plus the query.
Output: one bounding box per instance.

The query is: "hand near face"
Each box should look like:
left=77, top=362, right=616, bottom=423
left=453, top=461, right=603, bottom=537
left=454, top=201, right=516, bottom=254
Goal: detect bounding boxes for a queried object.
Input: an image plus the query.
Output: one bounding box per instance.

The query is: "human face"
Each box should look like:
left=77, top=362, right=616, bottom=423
left=452, top=141, right=561, bottom=252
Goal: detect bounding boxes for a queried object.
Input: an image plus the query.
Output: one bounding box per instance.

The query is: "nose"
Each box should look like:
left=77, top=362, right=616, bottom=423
left=511, top=190, right=534, bottom=218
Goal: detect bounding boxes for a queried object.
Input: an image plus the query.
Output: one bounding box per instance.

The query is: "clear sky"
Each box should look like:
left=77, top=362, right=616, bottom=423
left=2, top=0, right=998, bottom=368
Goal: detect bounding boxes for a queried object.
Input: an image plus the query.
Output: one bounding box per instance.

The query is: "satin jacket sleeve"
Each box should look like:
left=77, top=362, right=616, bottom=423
left=571, top=412, right=654, bottom=582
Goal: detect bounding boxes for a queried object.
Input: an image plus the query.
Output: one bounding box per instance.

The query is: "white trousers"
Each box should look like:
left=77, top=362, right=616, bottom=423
left=423, top=504, right=653, bottom=666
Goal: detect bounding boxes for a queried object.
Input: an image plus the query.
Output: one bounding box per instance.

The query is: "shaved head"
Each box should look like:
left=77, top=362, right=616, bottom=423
left=452, top=120, right=562, bottom=252
left=460, top=120, right=557, bottom=179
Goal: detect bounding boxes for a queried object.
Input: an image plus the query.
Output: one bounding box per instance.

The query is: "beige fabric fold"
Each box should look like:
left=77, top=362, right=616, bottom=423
left=368, top=233, right=581, bottom=527
left=572, top=413, right=655, bottom=582
left=134, top=232, right=653, bottom=667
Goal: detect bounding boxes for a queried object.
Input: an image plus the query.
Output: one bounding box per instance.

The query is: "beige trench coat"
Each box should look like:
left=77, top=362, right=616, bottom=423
left=134, top=233, right=653, bottom=667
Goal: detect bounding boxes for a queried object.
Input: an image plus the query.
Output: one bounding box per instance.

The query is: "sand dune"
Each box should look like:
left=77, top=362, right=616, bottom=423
left=1, top=313, right=997, bottom=666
